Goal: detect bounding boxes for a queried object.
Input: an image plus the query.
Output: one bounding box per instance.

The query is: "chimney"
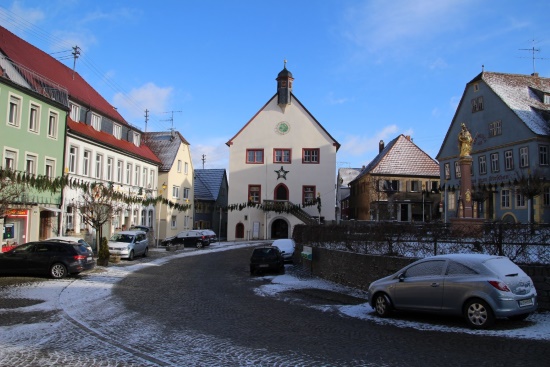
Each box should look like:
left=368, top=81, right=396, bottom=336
left=532, top=72, right=539, bottom=77
left=379, top=140, right=385, bottom=153
left=405, top=135, right=411, bottom=141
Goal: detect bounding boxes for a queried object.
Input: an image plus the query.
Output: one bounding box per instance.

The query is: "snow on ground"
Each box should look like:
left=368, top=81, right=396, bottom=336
left=1, top=241, right=549, bottom=342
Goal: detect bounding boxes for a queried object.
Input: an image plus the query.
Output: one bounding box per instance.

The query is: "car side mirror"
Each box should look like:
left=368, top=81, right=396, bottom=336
left=398, top=273, right=406, bottom=282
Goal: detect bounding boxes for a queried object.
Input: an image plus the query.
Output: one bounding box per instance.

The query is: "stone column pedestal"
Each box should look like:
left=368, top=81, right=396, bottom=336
left=459, top=156, right=473, bottom=218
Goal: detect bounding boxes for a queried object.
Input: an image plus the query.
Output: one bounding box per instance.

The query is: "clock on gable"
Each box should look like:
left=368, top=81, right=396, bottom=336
left=275, top=121, right=290, bottom=135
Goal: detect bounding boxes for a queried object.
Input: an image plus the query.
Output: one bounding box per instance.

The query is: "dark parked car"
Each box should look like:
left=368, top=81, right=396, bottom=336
left=250, top=246, right=285, bottom=275
left=367, top=254, right=538, bottom=329
left=0, top=240, right=96, bottom=279
left=161, top=230, right=210, bottom=248
left=200, top=229, right=217, bottom=243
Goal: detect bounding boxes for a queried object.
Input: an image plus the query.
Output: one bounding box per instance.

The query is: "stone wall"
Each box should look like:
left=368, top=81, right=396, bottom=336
left=294, top=244, right=550, bottom=311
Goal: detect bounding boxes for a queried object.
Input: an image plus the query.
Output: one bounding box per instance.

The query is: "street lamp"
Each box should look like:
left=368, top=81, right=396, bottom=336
left=156, top=182, right=166, bottom=247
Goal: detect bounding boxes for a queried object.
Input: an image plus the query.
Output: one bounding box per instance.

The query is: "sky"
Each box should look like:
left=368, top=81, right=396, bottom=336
left=1, top=0, right=549, bottom=173
left=1, top=242, right=549, bottom=366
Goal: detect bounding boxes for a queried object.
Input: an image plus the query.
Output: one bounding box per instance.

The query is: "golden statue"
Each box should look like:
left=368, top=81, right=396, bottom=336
left=458, top=123, right=473, bottom=157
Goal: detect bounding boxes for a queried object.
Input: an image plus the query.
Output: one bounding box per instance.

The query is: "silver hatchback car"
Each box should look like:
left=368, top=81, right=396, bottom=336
left=367, top=254, right=537, bottom=329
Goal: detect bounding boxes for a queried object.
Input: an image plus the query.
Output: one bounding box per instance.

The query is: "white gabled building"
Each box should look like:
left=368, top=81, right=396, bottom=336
left=226, top=64, right=340, bottom=240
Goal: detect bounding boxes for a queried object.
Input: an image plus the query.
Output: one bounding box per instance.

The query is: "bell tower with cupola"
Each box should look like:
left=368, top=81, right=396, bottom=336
left=276, top=60, right=294, bottom=111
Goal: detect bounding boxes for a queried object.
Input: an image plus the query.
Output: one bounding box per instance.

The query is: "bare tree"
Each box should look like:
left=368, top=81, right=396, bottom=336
left=0, top=176, right=26, bottom=218
left=515, top=169, right=547, bottom=224
left=71, top=183, right=126, bottom=255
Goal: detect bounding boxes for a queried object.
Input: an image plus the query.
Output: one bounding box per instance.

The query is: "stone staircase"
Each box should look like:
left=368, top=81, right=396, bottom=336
left=262, top=200, right=319, bottom=225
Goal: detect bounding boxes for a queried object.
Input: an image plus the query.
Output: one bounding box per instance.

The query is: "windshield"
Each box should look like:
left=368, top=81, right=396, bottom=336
left=109, top=234, right=134, bottom=243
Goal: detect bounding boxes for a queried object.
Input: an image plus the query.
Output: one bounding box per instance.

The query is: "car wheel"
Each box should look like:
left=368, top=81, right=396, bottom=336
left=508, top=313, right=530, bottom=321
left=373, top=293, right=392, bottom=317
left=128, top=250, right=135, bottom=261
left=143, top=247, right=148, bottom=258
left=50, top=263, right=67, bottom=279
left=196, top=241, right=203, bottom=249
left=464, top=299, right=494, bottom=329
left=279, top=265, right=285, bottom=274
left=250, top=266, right=255, bottom=276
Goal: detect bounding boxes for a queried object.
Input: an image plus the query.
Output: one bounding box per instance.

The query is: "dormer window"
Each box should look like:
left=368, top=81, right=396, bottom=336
left=544, top=94, right=550, bottom=104
left=113, top=124, right=121, bottom=139
left=133, top=132, right=141, bottom=146
left=91, top=113, right=101, bottom=131
left=70, top=103, right=80, bottom=122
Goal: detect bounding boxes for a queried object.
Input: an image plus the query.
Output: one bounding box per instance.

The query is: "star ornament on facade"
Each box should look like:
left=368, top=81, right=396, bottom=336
left=275, top=166, right=289, bottom=180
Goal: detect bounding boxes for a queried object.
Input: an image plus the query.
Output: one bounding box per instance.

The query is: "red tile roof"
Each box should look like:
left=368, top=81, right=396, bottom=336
left=68, top=119, right=161, bottom=164
left=0, top=26, right=160, bottom=164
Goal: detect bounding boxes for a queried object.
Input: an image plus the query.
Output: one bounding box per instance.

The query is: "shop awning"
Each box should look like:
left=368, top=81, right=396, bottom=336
left=40, top=207, right=62, bottom=213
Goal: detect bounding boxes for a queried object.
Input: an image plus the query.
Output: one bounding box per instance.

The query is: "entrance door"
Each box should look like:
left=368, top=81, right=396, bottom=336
left=271, top=219, right=288, bottom=239
left=235, top=223, right=244, bottom=239
left=400, top=203, right=409, bottom=222
left=274, top=184, right=288, bottom=201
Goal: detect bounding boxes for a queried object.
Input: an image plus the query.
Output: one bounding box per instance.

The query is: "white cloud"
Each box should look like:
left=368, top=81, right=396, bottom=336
left=326, top=92, right=348, bottom=105
left=113, top=82, right=173, bottom=120
left=342, top=0, right=474, bottom=53
left=191, top=137, right=230, bottom=171
left=429, top=57, right=448, bottom=70
left=339, top=124, right=399, bottom=157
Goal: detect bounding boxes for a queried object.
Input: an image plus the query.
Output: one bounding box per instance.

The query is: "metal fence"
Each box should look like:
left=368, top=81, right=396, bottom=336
left=293, top=222, right=550, bottom=265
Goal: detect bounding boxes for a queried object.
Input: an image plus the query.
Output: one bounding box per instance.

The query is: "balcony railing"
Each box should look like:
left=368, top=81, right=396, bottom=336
left=1, top=56, right=69, bottom=107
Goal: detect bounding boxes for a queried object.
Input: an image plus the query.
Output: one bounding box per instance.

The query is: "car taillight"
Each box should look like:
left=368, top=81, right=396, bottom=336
left=488, top=280, right=511, bottom=292
left=74, top=255, right=87, bottom=261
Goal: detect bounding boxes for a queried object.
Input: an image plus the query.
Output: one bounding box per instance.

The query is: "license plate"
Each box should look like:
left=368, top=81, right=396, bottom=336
left=259, top=264, right=269, bottom=268
left=87, top=257, right=92, bottom=261
left=519, top=298, right=533, bottom=307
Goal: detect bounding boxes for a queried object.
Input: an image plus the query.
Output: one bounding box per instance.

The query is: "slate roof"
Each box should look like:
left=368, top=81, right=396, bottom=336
left=0, top=26, right=160, bottom=164
left=194, top=169, right=227, bottom=201
left=474, top=72, right=550, bottom=136
left=144, top=131, right=190, bottom=172
left=338, top=167, right=362, bottom=187
left=352, top=135, right=439, bottom=183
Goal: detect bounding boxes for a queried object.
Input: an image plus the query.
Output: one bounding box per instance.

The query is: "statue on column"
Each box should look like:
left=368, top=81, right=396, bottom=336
left=458, top=123, right=473, bottom=157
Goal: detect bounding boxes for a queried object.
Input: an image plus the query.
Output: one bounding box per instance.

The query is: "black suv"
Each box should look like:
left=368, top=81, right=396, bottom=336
left=0, top=240, right=96, bottom=279
left=161, top=230, right=210, bottom=248
left=250, top=246, right=285, bottom=275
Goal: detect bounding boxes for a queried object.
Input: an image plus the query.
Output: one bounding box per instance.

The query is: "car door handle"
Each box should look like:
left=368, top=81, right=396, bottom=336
left=431, top=283, right=440, bottom=287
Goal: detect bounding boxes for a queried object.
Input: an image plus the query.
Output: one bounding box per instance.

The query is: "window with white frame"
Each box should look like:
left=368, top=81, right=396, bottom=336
left=68, top=146, right=78, bottom=173
left=519, top=147, right=529, bottom=167
left=142, top=167, right=147, bottom=187
left=501, top=189, right=511, bottom=209
left=141, top=210, right=146, bottom=226
left=135, top=165, right=140, bottom=186
left=29, top=104, right=40, bottom=133
left=490, top=153, right=500, bottom=172
left=45, top=158, right=55, bottom=179
left=106, top=157, right=113, bottom=181
left=70, top=103, right=80, bottom=121
left=133, top=132, right=140, bottom=146
left=95, top=154, right=103, bottom=179
left=505, top=150, right=514, bottom=170
left=409, top=180, right=421, bottom=192
left=274, top=149, right=291, bottom=163
left=515, top=188, right=526, bottom=208
left=172, top=185, right=180, bottom=199
left=184, top=162, right=189, bottom=175
left=380, top=180, right=400, bottom=192
left=148, top=210, right=153, bottom=227
left=171, top=215, right=177, bottom=229
left=83, top=150, right=91, bottom=176
left=303, top=148, right=320, bottom=163
left=303, top=186, right=316, bottom=204
left=113, top=124, right=121, bottom=139
left=8, top=95, right=21, bottom=127
left=454, top=161, right=461, bottom=178
left=149, top=170, right=154, bottom=188
left=479, top=155, right=487, bottom=175
left=489, top=120, right=502, bottom=136
left=183, top=187, right=190, bottom=199
left=25, top=154, right=37, bottom=175
left=448, top=191, right=456, bottom=210
left=126, top=163, right=132, bottom=184
left=91, top=113, right=101, bottom=131
left=48, top=112, right=58, bottom=138
left=4, top=149, right=17, bottom=170
left=177, top=160, right=182, bottom=173
left=540, top=146, right=549, bottom=166
left=117, top=160, right=123, bottom=183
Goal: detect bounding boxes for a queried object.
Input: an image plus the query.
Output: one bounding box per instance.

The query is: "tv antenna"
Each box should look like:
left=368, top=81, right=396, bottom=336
left=519, top=40, right=548, bottom=74
left=160, top=110, right=182, bottom=130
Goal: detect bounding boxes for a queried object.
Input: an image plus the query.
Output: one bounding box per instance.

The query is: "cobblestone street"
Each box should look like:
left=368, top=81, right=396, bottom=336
left=1, top=243, right=549, bottom=366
